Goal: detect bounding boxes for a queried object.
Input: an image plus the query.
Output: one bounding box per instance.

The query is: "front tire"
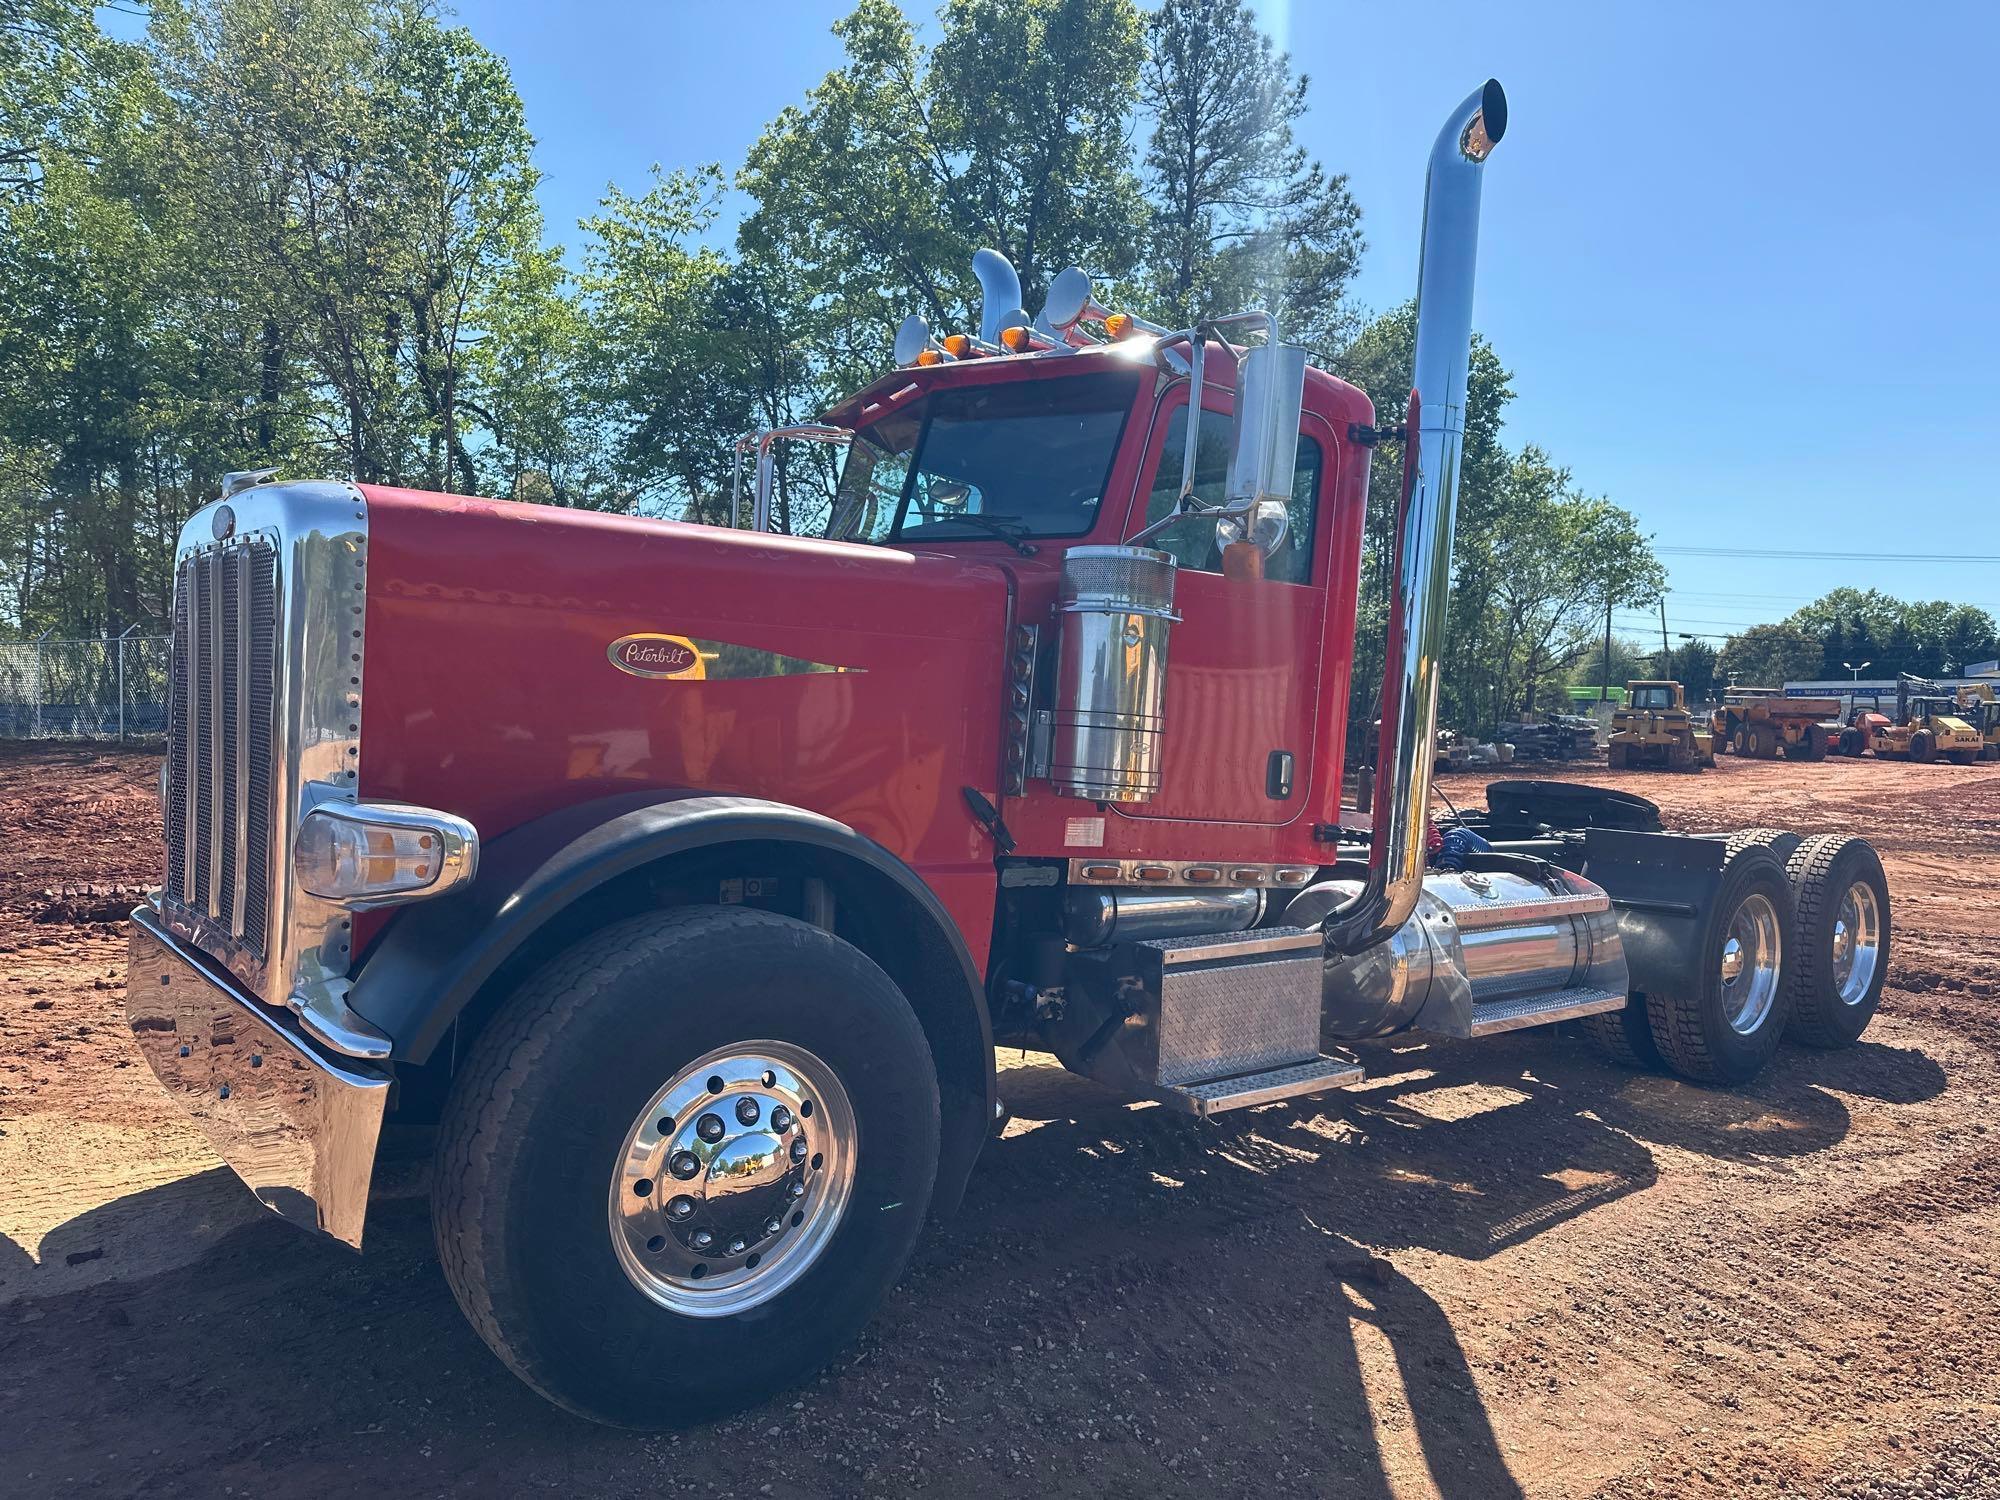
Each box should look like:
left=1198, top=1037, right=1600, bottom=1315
left=434, top=906, right=941, bottom=1427
left=1644, top=844, right=1796, bottom=1084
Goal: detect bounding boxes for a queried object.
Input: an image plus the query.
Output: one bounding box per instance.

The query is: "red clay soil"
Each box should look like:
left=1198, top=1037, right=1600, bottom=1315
left=2, top=743, right=1998, bottom=1498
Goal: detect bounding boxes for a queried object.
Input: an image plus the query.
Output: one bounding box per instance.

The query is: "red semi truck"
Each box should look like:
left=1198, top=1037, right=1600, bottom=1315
left=125, top=83, right=1892, bottom=1426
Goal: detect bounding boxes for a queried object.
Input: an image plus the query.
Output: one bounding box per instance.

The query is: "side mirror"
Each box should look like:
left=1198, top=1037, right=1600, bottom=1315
left=1225, top=343, right=1308, bottom=510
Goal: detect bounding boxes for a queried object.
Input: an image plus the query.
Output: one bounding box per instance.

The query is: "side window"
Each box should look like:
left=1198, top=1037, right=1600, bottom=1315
left=1140, top=406, right=1322, bottom=583
left=828, top=410, right=919, bottom=542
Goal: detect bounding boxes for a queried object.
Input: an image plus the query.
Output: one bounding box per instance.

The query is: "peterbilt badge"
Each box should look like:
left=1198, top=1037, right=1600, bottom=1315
left=608, top=634, right=706, bottom=679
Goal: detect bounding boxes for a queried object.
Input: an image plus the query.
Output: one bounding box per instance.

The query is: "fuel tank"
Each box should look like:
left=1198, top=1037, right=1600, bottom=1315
left=1284, top=865, right=1628, bottom=1040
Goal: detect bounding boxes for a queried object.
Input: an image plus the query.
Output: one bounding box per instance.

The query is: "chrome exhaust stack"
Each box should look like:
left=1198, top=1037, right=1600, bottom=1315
left=1327, top=80, right=1508, bottom=955
left=972, top=248, right=1030, bottom=346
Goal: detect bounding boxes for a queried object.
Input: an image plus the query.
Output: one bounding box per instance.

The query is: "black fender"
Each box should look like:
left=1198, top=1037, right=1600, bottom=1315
left=350, top=790, right=997, bottom=1211
left=1579, top=827, right=1725, bottom=996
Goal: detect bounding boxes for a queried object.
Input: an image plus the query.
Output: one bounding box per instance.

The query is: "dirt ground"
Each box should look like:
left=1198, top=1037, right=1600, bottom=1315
left=3, top=741, right=1999, bottom=1498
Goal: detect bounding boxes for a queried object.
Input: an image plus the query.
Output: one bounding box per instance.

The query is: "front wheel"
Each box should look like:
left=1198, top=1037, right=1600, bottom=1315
left=434, top=906, right=941, bottom=1427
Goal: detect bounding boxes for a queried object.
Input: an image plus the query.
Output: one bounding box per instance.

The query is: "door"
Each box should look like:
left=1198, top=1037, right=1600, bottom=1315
left=1114, top=384, right=1332, bottom=826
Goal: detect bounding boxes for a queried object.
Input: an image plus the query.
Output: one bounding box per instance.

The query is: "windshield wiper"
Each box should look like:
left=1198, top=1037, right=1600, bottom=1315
left=899, top=513, right=1039, bottom=556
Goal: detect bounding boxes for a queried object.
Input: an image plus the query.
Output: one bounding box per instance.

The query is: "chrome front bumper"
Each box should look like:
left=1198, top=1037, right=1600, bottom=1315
left=126, top=905, right=389, bottom=1248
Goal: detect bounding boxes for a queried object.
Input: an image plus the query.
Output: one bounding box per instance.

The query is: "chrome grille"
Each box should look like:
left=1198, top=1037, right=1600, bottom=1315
left=165, top=538, right=279, bottom=955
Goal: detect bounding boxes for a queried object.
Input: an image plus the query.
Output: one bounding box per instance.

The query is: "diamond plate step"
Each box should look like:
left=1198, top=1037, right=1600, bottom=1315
left=1466, top=985, right=1629, bottom=1038
left=1153, top=1055, right=1364, bottom=1118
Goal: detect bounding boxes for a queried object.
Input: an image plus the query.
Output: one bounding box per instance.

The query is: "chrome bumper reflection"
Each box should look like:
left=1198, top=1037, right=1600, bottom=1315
left=126, top=905, right=388, bottom=1248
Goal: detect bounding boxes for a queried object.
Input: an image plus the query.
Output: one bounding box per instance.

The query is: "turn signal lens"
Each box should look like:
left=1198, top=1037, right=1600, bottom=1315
left=941, top=334, right=975, bottom=358
left=1000, top=326, right=1034, bottom=352
left=294, top=802, right=478, bottom=906
left=1104, top=312, right=1135, bottom=339
left=915, top=348, right=944, bottom=366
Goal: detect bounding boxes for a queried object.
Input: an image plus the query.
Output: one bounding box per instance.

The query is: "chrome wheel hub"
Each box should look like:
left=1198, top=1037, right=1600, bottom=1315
left=1720, top=891, right=1782, bottom=1035
left=609, top=1041, right=856, bottom=1317
left=1832, top=880, right=1882, bottom=1006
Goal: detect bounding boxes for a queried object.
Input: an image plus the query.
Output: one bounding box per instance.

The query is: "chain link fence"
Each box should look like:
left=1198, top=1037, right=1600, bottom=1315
left=0, top=635, right=171, bottom=740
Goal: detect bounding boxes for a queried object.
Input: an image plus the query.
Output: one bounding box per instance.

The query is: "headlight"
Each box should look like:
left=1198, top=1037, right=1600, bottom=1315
left=294, top=801, right=478, bottom=907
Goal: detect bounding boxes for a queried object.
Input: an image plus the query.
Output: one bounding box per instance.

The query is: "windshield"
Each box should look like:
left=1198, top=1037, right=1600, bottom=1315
left=829, top=370, right=1139, bottom=543
left=1632, top=686, right=1676, bottom=709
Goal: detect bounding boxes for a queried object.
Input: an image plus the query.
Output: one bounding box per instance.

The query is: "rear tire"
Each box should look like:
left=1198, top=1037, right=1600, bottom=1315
left=1644, top=845, right=1796, bottom=1085
left=433, top=906, right=941, bottom=1428
left=1727, top=827, right=1804, bottom=865
left=1582, top=1000, right=1663, bottom=1070
left=1838, top=727, right=1865, bottom=756
left=1783, top=835, right=1889, bottom=1049
left=1747, top=722, right=1778, bottom=759
left=1911, top=730, right=1937, bottom=764
left=1607, top=741, right=1630, bottom=770
left=1803, top=724, right=1830, bottom=761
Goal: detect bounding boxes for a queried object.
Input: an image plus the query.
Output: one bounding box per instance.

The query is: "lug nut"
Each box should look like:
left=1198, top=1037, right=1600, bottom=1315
left=727, top=1237, right=747, bottom=1255
left=765, top=1216, right=783, bottom=1236
left=790, top=1137, right=808, bottom=1163
left=668, top=1196, right=696, bottom=1220
left=669, top=1151, right=701, bottom=1179
left=735, top=1097, right=760, bottom=1126
left=697, top=1113, right=726, bottom=1142
left=692, top=1229, right=715, bottom=1250
left=788, top=1180, right=806, bottom=1200
left=770, top=1105, right=793, bottom=1131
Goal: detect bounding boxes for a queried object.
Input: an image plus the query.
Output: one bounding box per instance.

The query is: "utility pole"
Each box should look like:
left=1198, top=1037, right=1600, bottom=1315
left=1600, top=593, right=1612, bottom=701
left=1658, top=600, right=1673, bottom=680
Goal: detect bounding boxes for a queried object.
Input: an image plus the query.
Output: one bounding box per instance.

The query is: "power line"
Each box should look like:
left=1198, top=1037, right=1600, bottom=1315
left=1655, top=545, right=2000, bottom=563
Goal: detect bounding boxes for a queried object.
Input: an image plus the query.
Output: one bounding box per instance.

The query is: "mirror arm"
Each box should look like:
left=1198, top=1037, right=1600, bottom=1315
left=1129, top=311, right=1274, bottom=547
left=1177, top=337, right=1204, bottom=506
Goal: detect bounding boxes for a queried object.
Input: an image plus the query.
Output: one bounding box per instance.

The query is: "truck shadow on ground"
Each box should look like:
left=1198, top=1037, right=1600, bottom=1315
left=0, top=1031, right=1948, bottom=1497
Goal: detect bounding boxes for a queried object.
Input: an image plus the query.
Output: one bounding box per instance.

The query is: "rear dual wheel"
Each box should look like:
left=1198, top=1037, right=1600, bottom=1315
left=1643, top=844, right=1795, bottom=1084
left=434, top=906, right=940, bottom=1427
left=1783, top=835, right=1889, bottom=1049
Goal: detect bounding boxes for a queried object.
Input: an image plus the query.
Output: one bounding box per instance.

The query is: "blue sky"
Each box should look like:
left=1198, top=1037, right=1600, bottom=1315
left=125, top=0, right=2000, bottom=651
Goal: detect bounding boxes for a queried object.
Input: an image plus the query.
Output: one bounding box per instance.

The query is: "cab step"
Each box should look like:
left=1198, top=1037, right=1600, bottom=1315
left=1465, top=985, right=1629, bottom=1037
left=1154, top=1055, right=1364, bottom=1118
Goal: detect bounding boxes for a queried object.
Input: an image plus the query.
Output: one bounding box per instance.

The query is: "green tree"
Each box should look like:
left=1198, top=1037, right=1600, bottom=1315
left=1676, top=637, right=1718, bottom=704
left=1717, top=623, right=1821, bottom=687
left=578, top=166, right=743, bottom=521
left=1481, top=450, right=1664, bottom=720
left=1, top=0, right=106, bottom=200
left=1337, top=301, right=1514, bottom=741
left=736, top=0, right=1144, bottom=402
left=1137, top=0, right=1364, bottom=350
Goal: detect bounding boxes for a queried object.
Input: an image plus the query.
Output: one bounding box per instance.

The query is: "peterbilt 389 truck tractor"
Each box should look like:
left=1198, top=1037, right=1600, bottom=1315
left=125, top=82, right=1892, bottom=1426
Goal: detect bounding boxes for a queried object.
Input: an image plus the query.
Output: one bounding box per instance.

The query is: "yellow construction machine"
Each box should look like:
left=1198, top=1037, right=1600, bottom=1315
left=1954, top=683, right=2000, bottom=761
left=1868, top=674, right=1985, bottom=764
left=1711, top=687, right=1842, bottom=761
left=1607, top=680, right=1715, bottom=771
